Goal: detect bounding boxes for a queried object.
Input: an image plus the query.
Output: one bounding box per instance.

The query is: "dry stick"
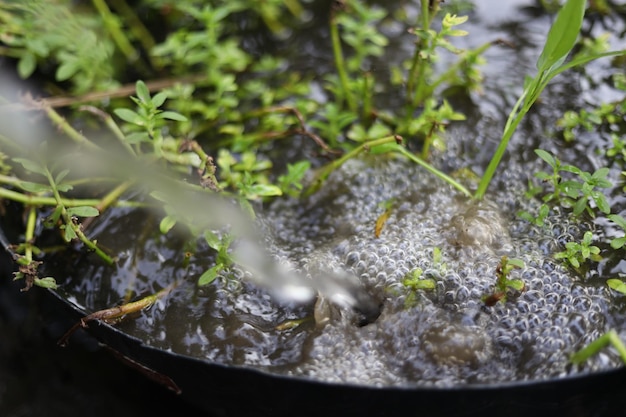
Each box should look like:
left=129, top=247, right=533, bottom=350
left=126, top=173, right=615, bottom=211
left=0, top=74, right=207, bottom=112
left=58, top=281, right=178, bottom=347
left=249, top=105, right=339, bottom=154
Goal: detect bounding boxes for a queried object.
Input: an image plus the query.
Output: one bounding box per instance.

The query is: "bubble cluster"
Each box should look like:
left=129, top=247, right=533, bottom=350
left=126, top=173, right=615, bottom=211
left=259, top=157, right=619, bottom=386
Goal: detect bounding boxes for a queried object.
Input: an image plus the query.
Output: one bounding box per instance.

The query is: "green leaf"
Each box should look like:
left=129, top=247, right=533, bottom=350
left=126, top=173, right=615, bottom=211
left=114, top=108, right=144, bottom=125
left=611, top=237, right=626, bottom=250
left=534, top=149, right=556, bottom=167
left=125, top=132, right=151, bottom=144
left=204, top=230, right=222, bottom=251
left=18, top=52, right=37, bottom=79
left=151, top=91, right=168, bottom=108
left=198, top=264, right=223, bottom=286
left=507, top=258, right=525, bottom=268
left=536, top=0, right=585, bottom=72
left=159, top=215, right=177, bottom=234
left=55, top=169, right=70, bottom=185
left=158, top=111, right=188, bottom=122
left=594, top=194, right=611, bottom=214
left=18, top=181, right=50, bottom=193
left=608, top=279, right=626, bottom=295
left=135, top=80, right=151, bottom=104
left=507, top=279, right=525, bottom=291
left=67, top=206, right=99, bottom=217
left=609, top=214, right=626, bottom=229
left=63, top=224, right=77, bottom=241
left=56, top=60, right=79, bottom=81
left=13, top=158, right=46, bottom=175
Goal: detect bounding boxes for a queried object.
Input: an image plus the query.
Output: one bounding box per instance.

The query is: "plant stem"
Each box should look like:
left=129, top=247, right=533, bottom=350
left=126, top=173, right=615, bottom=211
left=91, top=0, right=148, bottom=72
left=474, top=110, right=525, bottom=200
left=0, top=186, right=144, bottom=208
left=43, top=166, right=114, bottom=264
left=44, top=106, right=101, bottom=152
left=305, top=135, right=399, bottom=196
left=395, top=146, right=472, bottom=197
left=330, top=8, right=357, bottom=113
left=24, top=205, right=37, bottom=263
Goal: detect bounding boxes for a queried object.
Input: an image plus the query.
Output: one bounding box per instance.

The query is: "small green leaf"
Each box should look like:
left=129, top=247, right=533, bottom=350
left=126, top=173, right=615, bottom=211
left=13, top=158, right=46, bottom=175
left=198, top=264, right=223, bottom=286
left=18, top=52, right=37, bottom=79
left=56, top=60, right=79, bottom=81
left=246, top=184, right=283, bottom=198
left=67, top=206, right=99, bottom=217
left=18, top=181, right=50, bottom=193
left=609, top=214, right=626, bottom=229
left=608, top=279, right=626, bottom=295
left=125, top=132, right=151, bottom=144
left=204, top=230, right=222, bottom=251
left=63, top=224, right=77, bottom=241
left=506, top=279, right=525, bottom=291
left=114, top=108, right=144, bottom=125
left=151, top=91, right=168, bottom=108
left=158, top=111, right=188, bottom=122
left=611, top=237, right=626, bottom=250
left=535, top=149, right=556, bottom=167
left=55, top=169, right=70, bottom=185
left=159, top=215, right=177, bottom=234
left=135, top=80, right=151, bottom=104
left=507, top=258, right=525, bottom=269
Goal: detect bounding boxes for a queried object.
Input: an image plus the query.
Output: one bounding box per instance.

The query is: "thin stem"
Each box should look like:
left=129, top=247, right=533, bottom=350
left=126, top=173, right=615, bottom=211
left=474, top=111, right=525, bottom=200
left=330, top=8, right=357, bottom=113
left=396, top=146, right=472, bottom=198
left=305, top=135, right=400, bottom=196
left=24, top=205, right=37, bottom=263
left=91, top=0, right=149, bottom=72
left=81, top=180, right=134, bottom=231
left=43, top=106, right=102, bottom=152
left=0, top=186, right=144, bottom=208
left=43, top=166, right=114, bottom=264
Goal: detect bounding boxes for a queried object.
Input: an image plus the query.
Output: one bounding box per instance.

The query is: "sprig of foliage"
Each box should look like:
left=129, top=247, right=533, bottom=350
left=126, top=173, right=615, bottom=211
left=483, top=256, right=525, bottom=306
left=474, top=0, right=626, bottom=200
left=554, top=231, right=601, bottom=270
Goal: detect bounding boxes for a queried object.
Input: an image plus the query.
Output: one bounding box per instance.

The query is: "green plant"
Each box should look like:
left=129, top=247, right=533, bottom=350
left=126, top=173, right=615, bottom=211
left=520, top=150, right=612, bottom=223
left=555, top=231, right=601, bottom=269
left=571, top=329, right=626, bottom=366
left=474, top=0, right=626, bottom=200
left=482, top=256, right=525, bottom=306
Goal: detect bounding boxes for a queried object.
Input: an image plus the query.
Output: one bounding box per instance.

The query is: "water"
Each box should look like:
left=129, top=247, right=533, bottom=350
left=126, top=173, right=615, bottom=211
left=2, top=0, right=626, bottom=405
